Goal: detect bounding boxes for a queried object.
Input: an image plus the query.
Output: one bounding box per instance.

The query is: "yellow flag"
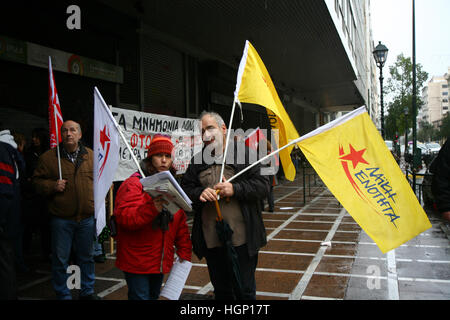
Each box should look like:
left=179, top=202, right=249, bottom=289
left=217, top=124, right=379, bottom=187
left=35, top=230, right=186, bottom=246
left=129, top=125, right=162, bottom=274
left=297, top=107, right=431, bottom=253
left=234, top=40, right=299, bottom=181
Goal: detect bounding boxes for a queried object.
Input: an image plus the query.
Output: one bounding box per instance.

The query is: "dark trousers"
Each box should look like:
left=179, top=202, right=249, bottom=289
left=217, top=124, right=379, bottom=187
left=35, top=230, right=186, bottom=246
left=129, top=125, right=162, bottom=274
left=205, top=244, right=258, bottom=300
left=267, top=184, right=274, bottom=211
left=0, top=229, right=17, bottom=300
left=0, top=195, right=18, bottom=300
left=260, top=177, right=275, bottom=212
left=124, top=272, right=164, bottom=300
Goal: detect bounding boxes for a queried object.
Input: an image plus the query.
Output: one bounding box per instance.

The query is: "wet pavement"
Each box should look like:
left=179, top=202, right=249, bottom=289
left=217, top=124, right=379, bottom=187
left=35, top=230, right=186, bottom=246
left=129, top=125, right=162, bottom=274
left=15, top=168, right=450, bottom=300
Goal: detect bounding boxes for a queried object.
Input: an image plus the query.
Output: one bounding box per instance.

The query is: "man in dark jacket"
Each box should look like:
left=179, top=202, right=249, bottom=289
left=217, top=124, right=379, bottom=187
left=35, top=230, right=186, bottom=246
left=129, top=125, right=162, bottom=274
left=431, top=139, right=450, bottom=221
left=0, top=131, right=23, bottom=300
left=181, top=111, right=269, bottom=300
left=33, top=121, right=98, bottom=300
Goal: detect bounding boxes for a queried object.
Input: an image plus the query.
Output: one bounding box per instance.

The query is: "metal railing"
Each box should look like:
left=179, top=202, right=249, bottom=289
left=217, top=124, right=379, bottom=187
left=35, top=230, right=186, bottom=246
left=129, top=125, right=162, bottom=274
left=299, top=159, right=324, bottom=204
left=405, top=167, right=433, bottom=206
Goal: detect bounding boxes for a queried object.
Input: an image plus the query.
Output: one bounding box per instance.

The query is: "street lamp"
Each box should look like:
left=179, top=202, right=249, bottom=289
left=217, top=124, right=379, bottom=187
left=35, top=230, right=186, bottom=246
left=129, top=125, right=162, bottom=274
left=404, top=107, right=409, bottom=156
left=373, top=41, right=389, bottom=139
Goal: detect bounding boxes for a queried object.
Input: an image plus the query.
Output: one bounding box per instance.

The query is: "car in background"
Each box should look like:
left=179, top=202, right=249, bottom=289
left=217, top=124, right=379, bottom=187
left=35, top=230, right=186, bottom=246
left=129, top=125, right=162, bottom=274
left=425, top=142, right=441, bottom=155
left=404, top=142, right=430, bottom=169
left=385, top=140, right=393, bottom=151
left=407, top=142, right=430, bottom=156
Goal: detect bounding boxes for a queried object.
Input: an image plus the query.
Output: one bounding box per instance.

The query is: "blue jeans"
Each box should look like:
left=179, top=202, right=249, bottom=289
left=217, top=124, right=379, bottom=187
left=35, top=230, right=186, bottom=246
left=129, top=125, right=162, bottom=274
left=51, top=216, right=95, bottom=300
left=93, top=238, right=103, bottom=256
left=124, top=272, right=164, bottom=300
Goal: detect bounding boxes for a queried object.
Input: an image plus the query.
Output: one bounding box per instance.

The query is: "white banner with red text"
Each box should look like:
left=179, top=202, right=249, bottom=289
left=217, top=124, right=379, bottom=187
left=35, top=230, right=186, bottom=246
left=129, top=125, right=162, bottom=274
left=111, top=107, right=202, bottom=181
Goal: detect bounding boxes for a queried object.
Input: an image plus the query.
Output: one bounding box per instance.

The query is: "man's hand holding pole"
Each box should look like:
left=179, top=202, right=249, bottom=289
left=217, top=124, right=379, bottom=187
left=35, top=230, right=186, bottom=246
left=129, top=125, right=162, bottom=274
left=54, top=179, right=67, bottom=193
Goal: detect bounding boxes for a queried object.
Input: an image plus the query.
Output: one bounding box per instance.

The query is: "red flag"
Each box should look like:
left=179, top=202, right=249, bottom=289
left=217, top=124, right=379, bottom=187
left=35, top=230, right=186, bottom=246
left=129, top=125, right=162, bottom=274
left=245, top=127, right=264, bottom=150
left=48, top=57, right=63, bottom=148
left=245, top=127, right=279, bottom=166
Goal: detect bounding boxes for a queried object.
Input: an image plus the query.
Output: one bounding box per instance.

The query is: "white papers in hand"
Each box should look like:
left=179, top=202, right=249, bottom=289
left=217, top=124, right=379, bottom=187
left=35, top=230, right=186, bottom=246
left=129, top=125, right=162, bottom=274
left=160, top=258, right=193, bottom=300
left=140, top=171, right=192, bottom=213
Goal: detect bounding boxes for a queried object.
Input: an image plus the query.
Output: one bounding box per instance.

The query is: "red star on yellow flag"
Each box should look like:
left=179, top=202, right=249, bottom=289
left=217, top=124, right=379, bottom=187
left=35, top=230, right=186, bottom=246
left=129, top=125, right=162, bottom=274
left=339, top=144, right=369, bottom=169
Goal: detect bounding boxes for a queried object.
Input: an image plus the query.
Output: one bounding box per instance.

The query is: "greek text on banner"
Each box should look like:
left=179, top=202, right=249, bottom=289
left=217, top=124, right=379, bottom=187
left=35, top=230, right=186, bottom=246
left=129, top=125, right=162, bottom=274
left=111, top=107, right=202, bottom=181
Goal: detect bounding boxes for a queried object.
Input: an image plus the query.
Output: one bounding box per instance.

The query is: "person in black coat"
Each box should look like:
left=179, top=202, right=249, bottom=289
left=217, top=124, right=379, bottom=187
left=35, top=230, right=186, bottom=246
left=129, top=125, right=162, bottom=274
left=0, top=130, right=24, bottom=299
left=22, top=128, right=51, bottom=260
left=181, top=111, right=269, bottom=300
left=431, top=138, right=450, bottom=221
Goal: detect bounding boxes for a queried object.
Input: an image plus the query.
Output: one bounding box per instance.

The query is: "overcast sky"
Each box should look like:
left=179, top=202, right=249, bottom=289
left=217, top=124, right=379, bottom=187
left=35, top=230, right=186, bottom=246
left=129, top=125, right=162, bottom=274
left=370, top=0, right=450, bottom=81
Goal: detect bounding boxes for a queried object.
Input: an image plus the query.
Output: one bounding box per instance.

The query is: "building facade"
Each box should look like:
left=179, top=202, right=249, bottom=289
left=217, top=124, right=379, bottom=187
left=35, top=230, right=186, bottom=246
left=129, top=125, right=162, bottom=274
left=419, top=69, right=450, bottom=129
left=1, top=0, right=379, bottom=148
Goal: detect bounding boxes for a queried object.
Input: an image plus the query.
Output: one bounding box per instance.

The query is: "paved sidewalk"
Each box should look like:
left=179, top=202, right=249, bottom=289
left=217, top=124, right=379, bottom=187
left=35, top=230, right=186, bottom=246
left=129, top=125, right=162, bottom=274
left=345, top=209, right=450, bottom=300
left=15, top=172, right=450, bottom=300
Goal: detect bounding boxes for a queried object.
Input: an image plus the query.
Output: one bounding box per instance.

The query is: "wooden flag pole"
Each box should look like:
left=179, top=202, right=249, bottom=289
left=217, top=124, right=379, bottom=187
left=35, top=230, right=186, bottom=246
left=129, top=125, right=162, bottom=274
left=214, top=189, right=223, bottom=222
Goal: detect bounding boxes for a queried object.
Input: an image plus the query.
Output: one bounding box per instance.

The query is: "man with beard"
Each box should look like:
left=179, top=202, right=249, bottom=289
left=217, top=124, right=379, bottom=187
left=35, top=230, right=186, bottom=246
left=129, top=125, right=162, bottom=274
left=181, top=111, right=269, bottom=300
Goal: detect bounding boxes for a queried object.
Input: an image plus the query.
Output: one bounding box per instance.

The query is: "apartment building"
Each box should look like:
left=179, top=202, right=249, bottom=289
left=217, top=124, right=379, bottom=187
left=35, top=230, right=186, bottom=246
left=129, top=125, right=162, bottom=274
left=419, top=68, right=450, bottom=129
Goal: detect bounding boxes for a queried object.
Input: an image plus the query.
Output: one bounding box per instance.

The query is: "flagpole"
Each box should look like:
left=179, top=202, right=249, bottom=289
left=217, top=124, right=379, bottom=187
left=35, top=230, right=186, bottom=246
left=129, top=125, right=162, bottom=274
left=54, top=104, right=62, bottom=180
left=227, top=106, right=368, bottom=183
left=94, top=87, right=145, bottom=178
left=228, top=134, right=301, bottom=184
left=219, top=96, right=237, bottom=184
left=106, top=102, right=115, bottom=255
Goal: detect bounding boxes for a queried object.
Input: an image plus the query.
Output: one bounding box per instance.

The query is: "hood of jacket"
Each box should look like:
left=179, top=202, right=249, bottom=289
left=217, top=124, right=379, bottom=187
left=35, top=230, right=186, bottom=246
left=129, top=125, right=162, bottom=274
left=0, top=130, right=17, bottom=149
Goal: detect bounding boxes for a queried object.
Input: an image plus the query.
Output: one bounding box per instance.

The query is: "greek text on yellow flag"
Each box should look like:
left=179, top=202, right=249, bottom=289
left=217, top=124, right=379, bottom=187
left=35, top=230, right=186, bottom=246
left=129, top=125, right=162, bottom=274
left=234, top=40, right=299, bottom=181
left=298, top=107, right=432, bottom=253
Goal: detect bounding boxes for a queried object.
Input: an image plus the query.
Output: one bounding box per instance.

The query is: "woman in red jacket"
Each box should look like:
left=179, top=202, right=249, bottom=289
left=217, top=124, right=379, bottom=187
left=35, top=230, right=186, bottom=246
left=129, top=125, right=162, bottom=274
left=114, top=134, right=192, bottom=300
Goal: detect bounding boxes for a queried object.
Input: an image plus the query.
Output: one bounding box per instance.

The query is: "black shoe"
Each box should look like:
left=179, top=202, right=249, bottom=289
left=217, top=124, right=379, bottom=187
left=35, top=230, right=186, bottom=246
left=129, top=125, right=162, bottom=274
left=79, top=294, right=101, bottom=300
